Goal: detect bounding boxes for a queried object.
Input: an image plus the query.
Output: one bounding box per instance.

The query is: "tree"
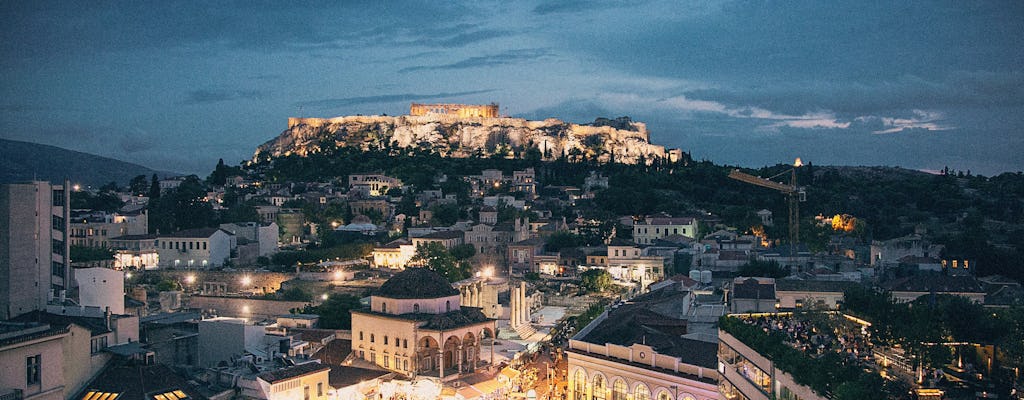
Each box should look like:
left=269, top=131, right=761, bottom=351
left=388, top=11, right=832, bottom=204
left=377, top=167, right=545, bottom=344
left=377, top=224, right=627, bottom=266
left=129, top=174, right=149, bottom=196
left=450, top=244, right=476, bottom=260
left=148, top=174, right=161, bottom=199
left=305, top=293, right=362, bottom=329
left=579, top=269, right=612, bottom=293
left=737, top=259, right=789, bottom=278
left=280, top=286, right=312, bottom=302
left=155, top=279, right=181, bottom=292
left=411, top=242, right=470, bottom=282
left=544, top=231, right=582, bottom=252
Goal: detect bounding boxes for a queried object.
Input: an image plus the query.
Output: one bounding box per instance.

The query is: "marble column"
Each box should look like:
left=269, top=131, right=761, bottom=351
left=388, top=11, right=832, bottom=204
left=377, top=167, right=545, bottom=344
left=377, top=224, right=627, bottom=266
left=511, top=286, right=519, bottom=327
left=520, top=282, right=529, bottom=325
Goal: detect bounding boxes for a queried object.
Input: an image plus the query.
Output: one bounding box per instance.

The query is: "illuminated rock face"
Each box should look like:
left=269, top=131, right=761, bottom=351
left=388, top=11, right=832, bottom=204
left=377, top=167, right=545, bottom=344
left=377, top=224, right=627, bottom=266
left=260, top=114, right=669, bottom=164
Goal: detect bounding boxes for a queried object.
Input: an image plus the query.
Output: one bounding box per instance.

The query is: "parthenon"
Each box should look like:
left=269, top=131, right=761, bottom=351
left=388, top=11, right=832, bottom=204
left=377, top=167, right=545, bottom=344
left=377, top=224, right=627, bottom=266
left=410, top=102, right=499, bottom=118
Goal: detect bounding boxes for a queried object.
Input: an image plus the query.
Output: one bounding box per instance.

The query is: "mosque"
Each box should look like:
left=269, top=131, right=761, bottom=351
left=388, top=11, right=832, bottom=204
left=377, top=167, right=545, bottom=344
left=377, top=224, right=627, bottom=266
left=349, top=268, right=498, bottom=379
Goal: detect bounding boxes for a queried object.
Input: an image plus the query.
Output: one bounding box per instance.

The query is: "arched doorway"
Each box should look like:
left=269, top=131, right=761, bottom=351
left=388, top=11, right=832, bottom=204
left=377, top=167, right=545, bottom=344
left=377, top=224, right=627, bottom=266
left=462, top=331, right=478, bottom=371
left=443, top=335, right=462, bottom=375
left=417, top=336, right=440, bottom=373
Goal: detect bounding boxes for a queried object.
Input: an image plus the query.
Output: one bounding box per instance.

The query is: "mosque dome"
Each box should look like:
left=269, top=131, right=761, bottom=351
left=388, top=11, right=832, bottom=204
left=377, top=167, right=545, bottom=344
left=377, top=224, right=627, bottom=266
left=376, top=268, right=459, bottom=299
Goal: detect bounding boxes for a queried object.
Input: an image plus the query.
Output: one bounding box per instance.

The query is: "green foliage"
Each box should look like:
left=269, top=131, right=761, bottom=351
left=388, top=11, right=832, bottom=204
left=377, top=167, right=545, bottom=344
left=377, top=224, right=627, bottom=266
left=304, top=293, right=362, bottom=329
left=280, top=286, right=312, bottom=302
left=430, top=203, right=461, bottom=225
left=719, top=316, right=905, bottom=398
left=155, top=279, right=181, bottom=292
left=70, top=245, right=115, bottom=262
left=129, top=174, right=149, bottom=196
left=449, top=244, right=476, bottom=260
left=737, top=259, right=789, bottom=278
left=544, top=231, right=582, bottom=252
left=579, top=269, right=612, bottom=293
left=270, top=243, right=375, bottom=268
left=411, top=242, right=470, bottom=282
left=147, top=175, right=215, bottom=233
left=523, top=272, right=541, bottom=281
left=71, top=190, right=123, bottom=212
left=573, top=301, right=609, bottom=331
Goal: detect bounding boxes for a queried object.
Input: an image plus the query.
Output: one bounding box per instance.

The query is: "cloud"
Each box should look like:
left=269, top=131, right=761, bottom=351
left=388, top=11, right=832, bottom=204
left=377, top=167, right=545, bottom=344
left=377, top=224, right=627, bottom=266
left=181, top=89, right=265, bottom=105
left=399, top=48, right=553, bottom=72
left=862, top=110, right=953, bottom=135
left=294, top=89, right=497, bottom=110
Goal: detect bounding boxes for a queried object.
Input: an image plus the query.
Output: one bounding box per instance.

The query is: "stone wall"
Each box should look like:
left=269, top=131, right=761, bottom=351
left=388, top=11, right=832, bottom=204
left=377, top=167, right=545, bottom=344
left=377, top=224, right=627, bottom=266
left=187, top=295, right=309, bottom=320
left=145, top=270, right=295, bottom=294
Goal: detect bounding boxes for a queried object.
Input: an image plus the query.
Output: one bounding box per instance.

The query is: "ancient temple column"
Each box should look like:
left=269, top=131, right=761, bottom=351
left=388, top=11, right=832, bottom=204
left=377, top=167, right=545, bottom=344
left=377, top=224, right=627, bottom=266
left=439, top=351, right=444, bottom=379
left=490, top=332, right=495, bottom=364
left=520, top=282, right=529, bottom=325
left=510, top=286, right=519, bottom=327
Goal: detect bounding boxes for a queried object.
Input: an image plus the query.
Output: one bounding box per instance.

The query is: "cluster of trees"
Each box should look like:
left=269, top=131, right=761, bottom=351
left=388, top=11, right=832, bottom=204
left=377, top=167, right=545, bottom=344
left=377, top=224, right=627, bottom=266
left=409, top=242, right=475, bottom=282
left=842, top=286, right=1024, bottom=375
left=301, top=293, right=362, bottom=329
left=579, top=269, right=612, bottom=293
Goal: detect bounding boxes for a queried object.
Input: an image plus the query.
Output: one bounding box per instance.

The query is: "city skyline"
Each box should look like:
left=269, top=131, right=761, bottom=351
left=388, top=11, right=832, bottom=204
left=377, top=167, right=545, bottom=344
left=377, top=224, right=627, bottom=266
left=2, top=1, right=1022, bottom=175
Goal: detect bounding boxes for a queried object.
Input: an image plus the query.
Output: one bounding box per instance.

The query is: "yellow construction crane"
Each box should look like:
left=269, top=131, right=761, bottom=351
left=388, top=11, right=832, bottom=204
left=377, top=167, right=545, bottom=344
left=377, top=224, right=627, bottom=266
left=728, top=159, right=806, bottom=253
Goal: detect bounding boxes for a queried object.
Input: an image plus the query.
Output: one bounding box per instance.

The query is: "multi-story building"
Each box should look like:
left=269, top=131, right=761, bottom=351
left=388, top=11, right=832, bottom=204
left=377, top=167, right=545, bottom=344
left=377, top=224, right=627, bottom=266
left=107, top=234, right=159, bottom=270
left=68, top=209, right=148, bottom=248
left=350, top=268, right=496, bottom=378
left=348, top=174, right=403, bottom=197
left=567, top=283, right=720, bottom=400
left=633, top=216, right=698, bottom=245
left=156, top=227, right=235, bottom=269
left=0, top=181, right=70, bottom=320
left=0, top=322, right=69, bottom=400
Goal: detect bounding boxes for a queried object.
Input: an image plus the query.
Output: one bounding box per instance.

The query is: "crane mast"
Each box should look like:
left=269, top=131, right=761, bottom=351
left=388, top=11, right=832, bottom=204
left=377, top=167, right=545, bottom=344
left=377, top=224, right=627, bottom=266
left=728, top=164, right=806, bottom=253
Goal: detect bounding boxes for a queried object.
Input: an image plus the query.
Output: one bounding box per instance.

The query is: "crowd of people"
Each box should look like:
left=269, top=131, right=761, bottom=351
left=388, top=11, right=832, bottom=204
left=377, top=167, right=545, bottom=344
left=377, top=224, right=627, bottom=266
left=741, top=314, right=872, bottom=362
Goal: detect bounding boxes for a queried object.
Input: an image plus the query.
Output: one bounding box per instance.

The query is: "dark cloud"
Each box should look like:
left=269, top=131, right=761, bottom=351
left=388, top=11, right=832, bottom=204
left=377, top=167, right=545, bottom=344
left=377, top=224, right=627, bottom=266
left=532, top=0, right=635, bottom=15
left=181, top=89, right=266, bottom=105
left=399, top=49, right=552, bottom=72
left=294, top=89, right=497, bottom=110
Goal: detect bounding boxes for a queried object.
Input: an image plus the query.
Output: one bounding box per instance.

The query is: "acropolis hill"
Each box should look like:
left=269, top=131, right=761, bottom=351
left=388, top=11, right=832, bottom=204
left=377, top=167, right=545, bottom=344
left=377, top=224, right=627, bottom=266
left=255, top=103, right=681, bottom=164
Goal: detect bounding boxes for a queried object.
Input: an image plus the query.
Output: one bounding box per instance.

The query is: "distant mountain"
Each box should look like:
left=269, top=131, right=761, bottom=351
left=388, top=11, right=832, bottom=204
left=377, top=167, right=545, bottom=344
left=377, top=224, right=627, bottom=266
left=0, top=139, right=177, bottom=187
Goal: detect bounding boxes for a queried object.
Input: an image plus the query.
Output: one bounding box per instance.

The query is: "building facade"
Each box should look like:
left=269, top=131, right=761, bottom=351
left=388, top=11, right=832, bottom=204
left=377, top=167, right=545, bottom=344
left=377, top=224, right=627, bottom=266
left=350, top=268, right=496, bottom=378
left=633, top=217, right=698, bottom=245
left=0, top=181, right=70, bottom=320
left=156, top=228, right=234, bottom=269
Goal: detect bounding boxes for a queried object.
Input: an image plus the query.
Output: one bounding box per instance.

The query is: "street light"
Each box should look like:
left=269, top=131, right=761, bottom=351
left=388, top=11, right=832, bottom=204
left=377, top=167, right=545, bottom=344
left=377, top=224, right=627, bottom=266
left=185, top=274, right=196, bottom=284
left=241, top=276, right=252, bottom=286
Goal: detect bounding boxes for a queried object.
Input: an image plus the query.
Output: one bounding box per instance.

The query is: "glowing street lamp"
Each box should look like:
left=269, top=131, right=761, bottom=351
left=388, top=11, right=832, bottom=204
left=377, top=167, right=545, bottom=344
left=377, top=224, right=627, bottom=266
left=185, top=274, right=196, bottom=284
left=241, top=276, right=252, bottom=286
left=321, top=293, right=329, bottom=300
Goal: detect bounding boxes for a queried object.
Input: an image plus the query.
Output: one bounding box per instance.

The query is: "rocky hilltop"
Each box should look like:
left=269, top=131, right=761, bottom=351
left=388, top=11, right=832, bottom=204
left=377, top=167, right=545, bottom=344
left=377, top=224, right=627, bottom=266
left=254, top=114, right=676, bottom=164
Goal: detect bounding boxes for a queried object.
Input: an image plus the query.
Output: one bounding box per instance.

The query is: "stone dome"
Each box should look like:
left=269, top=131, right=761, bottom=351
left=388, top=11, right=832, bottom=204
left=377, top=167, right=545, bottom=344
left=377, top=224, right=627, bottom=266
left=376, top=268, right=459, bottom=299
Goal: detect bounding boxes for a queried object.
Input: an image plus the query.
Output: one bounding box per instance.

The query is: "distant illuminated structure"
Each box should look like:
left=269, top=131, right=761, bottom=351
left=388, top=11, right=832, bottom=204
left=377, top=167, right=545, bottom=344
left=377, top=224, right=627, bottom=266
left=410, top=103, right=499, bottom=118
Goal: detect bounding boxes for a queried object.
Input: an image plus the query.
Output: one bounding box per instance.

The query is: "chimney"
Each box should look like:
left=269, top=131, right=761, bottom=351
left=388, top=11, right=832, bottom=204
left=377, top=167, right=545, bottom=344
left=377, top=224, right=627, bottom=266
left=104, top=306, right=112, bottom=331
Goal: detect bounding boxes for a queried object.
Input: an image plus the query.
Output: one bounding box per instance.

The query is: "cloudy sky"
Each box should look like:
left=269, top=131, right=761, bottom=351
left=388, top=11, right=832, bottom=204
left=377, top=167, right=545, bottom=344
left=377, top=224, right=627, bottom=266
left=2, top=1, right=1022, bottom=176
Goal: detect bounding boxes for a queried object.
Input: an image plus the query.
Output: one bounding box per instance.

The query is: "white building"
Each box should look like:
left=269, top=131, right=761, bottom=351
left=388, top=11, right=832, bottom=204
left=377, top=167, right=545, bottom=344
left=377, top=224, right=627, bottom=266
left=156, top=227, right=235, bottom=269
left=73, top=267, right=125, bottom=314
left=0, top=181, right=71, bottom=320
left=220, top=221, right=279, bottom=256
left=348, top=174, right=403, bottom=196
left=633, top=216, right=698, bottom=245
left=68, top=209, right=148, bottom=248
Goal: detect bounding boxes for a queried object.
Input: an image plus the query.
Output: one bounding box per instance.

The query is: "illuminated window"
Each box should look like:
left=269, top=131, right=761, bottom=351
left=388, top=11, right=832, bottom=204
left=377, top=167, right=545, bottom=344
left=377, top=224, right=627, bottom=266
left=149, top=390, right=190, bottom=400
left=26, top=355, right=41, bottom=385
left=611, top=379, right=627, bottom=400
left=634, top=384, right=650, bottom=400
left=573, top=370, right=586, bottom=400
left=592, top=375, right=606, bottom=400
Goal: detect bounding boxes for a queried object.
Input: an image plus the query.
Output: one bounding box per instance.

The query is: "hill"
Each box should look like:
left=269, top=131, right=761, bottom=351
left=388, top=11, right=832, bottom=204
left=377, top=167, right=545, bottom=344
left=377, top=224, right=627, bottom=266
left=254, top=114, right=675, bottom=165
left=0, top=138, right=176, bottom=187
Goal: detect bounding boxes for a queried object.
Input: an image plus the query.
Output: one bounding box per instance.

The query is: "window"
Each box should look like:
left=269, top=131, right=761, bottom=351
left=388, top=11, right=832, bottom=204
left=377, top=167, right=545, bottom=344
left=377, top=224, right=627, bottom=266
left=203, top=242, right=207, bottom=250
left=317, top=382, right=323, bottom=397
left=403, top=359, right=409, bottom=370
left=403, top=339, right=408, bottom=348
left=52, top=239, right=64, bottom=255
left=370, top=334, right=375, bottom=343
left=382, top=302, right=387, bottom=313
left=413, top=303, right=420, bottom=313
left=304, top=385, right=310, bottom=400
left=634, top=384, right=650, bottom=400
left=384, top=355, right=390, bottom=368
left=359, top=331, right=364, bottom=340
left=446, top=301, right=451, bottom=312
left=26, top=355, right=41, bottom=385
left=91, top=336, right=108, bottom=354
left=52, top=261, right=65, bottom=278
left=612, top=379, right=627, bottom=400
left=592, top=375, right=606, bottom=400
left=52, top=215, right=65, bottom=231
left=384, top=336, right=389, bottom=345
left=52, top=189, right=65, bottom=206
left=573, top=370, right=586, bottom=400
